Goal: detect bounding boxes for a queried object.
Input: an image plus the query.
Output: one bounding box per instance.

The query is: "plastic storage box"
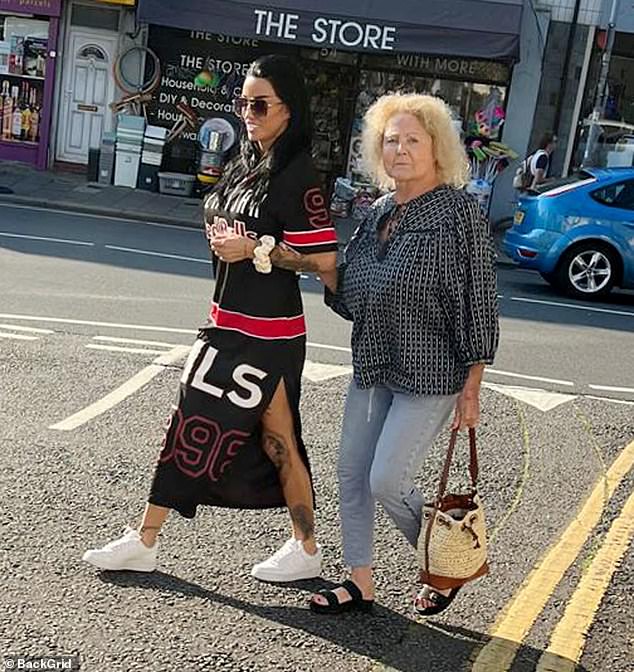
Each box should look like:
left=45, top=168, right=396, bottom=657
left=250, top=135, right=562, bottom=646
left=158, top=172, right=196, bottom=197
left=98, top=131, right=116, bottom=185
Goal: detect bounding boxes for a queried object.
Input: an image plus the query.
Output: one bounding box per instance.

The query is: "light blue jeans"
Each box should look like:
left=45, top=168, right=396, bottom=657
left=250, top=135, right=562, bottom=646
left=337, top=381, right=458, bottom=567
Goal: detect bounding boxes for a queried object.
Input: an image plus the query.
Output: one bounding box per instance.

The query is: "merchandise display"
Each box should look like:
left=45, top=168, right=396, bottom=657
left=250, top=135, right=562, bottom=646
left=0, top=79, right=41, bottom=142
left=0, top=16, right=47, bottom=146
left=464, top=90, right=517, bottom=212
left=346, top=71, right=507, bottom=182
left=300, top=58, right=357, bottom=192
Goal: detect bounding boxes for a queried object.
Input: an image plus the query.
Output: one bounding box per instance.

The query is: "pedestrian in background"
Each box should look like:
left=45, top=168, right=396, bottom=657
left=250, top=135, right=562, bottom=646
left=83, top=55, right=338, bottom=582
left=310, top=93, right=499, bottom=616
left=513, top=131, right=558, bottom=191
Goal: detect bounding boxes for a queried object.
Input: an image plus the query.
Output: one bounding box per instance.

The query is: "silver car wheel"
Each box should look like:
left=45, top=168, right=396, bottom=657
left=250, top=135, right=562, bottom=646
left=568, top=250, right=612, bottom=294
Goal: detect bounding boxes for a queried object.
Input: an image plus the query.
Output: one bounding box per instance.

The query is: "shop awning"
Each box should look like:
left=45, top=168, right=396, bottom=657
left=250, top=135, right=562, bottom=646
left=137, top=0, right=523, bottom=62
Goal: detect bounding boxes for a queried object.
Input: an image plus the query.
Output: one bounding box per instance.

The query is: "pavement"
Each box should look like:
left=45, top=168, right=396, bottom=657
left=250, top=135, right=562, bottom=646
left=0, top=160, right=203, bottom=228
left=0, top=160, right=517, bottom=266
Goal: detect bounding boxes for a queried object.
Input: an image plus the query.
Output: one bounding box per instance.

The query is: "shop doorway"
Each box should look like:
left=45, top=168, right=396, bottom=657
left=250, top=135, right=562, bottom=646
left=56, top=28, right=117, bottom=164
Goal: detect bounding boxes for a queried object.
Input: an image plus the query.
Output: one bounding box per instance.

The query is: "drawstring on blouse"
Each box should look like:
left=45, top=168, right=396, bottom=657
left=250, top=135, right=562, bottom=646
left=367, top=387, right=375, bottom=423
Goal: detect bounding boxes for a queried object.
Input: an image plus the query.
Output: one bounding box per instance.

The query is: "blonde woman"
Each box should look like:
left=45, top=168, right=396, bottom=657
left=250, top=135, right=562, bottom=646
left=309, top=94, right=499, bottom=616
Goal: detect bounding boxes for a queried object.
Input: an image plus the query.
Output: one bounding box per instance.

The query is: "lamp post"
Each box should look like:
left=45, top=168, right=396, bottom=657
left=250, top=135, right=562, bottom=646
left=582, top=0, right=620, bottom=167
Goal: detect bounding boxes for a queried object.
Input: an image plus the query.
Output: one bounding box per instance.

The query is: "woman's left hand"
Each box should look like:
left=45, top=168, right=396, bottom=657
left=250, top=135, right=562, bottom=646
left=211, top=234, right=257, bottom=263
left=451, top=387, right=480, bottom=431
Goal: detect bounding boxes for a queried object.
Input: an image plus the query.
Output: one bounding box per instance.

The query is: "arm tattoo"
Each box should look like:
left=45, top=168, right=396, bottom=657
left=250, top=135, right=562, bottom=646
left=270, top=246, right=321, bottom=273
left=262, top=432, right=289, bottom=472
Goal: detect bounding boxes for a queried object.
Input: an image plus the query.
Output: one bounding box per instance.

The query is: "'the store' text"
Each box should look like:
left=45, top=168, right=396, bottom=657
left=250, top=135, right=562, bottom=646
left=253, top=10, right=397, bottom=51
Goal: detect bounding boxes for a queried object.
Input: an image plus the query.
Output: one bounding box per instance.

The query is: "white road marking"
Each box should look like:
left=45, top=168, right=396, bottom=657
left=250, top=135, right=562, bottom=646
left=307, top=341, right=352, bottom=353
left=0, top=332, right=39, bottom=341
left=0, top=231, right=94, bottom=246
left=0, top=313, right=198, bottom=335
left=85, top=344, right=172, bottom=356
left=0, top=323, right=54, bottom=334
left=586, top=395, right=634, bottom=406
left=93, top=335, right=180, bottom=348
left=105, top=245, right=210, bottom=265
left=303, top=360, right=352, bottom=382
left=511, top=296, right=634, bottom=318
left=483, top=382, right=578, bottom=412
left=486, top=368, right=575, bottom=387
left=0, top=202, right=201, bottom=232
left=588, top=383, right=634, bottom=394
left=0, top=314, right=354, bottom=357
left=49, top=345, right=190, bottom=431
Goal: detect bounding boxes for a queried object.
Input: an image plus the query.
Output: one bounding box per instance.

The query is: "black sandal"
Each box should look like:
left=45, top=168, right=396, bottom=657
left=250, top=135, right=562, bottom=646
left=309, top=580, right=374, bottom=615
left=413, top=584, right=461, bottom=617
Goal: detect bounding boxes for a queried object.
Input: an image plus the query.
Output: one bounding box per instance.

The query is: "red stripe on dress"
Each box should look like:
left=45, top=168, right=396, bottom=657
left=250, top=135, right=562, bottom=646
left=209, top=303, right=306, bottom=340
left=282, top=228, right=337, bottom=247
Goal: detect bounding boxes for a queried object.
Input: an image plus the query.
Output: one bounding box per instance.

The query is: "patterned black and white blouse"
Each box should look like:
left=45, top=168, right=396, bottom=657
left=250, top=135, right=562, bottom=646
left=326, top=185, right=500, bottom=396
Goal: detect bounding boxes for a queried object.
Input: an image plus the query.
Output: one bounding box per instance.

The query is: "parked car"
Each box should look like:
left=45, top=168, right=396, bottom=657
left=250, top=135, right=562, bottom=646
left=504, top=167, right=634, bottom=299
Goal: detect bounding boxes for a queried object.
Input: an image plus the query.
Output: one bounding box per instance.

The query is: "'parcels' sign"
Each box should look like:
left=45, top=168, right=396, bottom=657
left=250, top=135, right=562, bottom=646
left=0, top=0, right=62, bottom=16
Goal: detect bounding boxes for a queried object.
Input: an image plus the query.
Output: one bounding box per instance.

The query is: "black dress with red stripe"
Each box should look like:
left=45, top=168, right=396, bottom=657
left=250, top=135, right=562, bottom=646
left=148, top=151, right=338, bottom=518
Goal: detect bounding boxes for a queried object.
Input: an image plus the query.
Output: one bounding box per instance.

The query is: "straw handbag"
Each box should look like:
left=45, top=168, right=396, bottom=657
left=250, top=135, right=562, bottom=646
left=417, top=428, right=488, bottom=590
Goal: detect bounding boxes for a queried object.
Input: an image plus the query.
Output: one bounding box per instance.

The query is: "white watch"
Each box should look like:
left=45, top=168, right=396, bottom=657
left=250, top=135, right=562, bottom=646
left=253, top=235, right=276, bottom=273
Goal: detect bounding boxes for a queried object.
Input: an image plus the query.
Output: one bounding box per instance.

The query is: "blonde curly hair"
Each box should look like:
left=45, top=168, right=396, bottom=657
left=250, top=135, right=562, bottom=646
left=361, top=93, right=470, bottom=190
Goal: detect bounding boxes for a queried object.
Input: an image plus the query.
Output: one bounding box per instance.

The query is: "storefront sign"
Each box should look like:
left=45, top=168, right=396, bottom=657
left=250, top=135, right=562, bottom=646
left=253, top=10, right=397, bottom=51
left=146, top=26, right=296, bottom=151
left=0, top=0, right=62, bottom=16
left=138, top=0, right=522, bottom=61
left=364, top=52, right=511, bottom=85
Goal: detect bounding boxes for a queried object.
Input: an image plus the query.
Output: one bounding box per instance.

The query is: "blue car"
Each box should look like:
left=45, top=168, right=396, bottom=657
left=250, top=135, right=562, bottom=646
left=504, top=167, right=634, bottom=298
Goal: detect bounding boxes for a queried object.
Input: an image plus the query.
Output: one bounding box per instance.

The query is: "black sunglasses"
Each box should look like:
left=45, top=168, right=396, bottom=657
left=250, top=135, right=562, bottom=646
left=233, top=96, right=284, bottom=118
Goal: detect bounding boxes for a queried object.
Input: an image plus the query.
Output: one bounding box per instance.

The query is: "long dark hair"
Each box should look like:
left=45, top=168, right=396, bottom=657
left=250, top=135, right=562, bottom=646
left=538, top=132, right=557, bottom=150
left=214, top=55, right=312, bottom=207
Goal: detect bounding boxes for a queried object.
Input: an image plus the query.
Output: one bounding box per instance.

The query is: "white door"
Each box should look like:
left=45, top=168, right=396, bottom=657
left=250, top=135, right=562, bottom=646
left=57, top=29, right=117, bottom=164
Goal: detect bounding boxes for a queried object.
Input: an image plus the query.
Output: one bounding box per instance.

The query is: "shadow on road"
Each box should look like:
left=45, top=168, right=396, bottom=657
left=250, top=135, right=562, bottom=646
left=0, top=235, right=333, bottom=296
left=98, top=571, right=588, bottom=672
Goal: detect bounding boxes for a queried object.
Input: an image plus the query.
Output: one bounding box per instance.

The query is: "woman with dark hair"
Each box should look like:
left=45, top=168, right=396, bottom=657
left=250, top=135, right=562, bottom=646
left=82, top=55, right=338, bottom=582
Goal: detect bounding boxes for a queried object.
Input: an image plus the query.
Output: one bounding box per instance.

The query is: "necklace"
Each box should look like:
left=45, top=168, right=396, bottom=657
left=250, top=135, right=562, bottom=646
left=378, top=201, right=407, bottom=243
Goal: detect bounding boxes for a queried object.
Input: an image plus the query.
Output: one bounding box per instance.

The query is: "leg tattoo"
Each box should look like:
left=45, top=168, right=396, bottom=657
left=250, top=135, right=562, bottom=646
left=290, top=504, right=315, bottom=541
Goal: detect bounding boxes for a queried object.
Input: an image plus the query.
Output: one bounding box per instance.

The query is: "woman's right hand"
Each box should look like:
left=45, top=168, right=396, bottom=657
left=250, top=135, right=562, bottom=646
left=451, top=389, right=480, bottom=431
left=211, top=233, right=257, bottom=263
left=451, top=364, right=485, bottom=430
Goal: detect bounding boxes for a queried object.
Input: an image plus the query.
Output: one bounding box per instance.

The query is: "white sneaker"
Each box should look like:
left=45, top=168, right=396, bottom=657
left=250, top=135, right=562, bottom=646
left=82, top=527, right=158, bottom=572
left=251, top=538, right=322, bottom=582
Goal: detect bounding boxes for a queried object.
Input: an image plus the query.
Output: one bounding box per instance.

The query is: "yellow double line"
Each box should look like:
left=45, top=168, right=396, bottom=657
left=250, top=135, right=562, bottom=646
left=472, top=439, right=634, bottom=671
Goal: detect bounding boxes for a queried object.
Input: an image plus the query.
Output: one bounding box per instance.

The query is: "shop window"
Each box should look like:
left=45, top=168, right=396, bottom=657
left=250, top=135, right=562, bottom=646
left=591, top=179, right=634, bottom=211
left=301, top=57, right=358, bottom=192
left=71, top=5, right=119, bottom=33
left=345, top=69, right=507, bottom=182
left=78, top=45, right=108, bottom=62
left=0, top=14, right=49, bottom=146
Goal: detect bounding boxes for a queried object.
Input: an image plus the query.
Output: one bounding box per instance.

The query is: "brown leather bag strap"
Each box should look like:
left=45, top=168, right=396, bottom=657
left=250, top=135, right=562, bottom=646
left=435, top=428, right=479, bottom=499
left=468, top=428, right=479, bottom=490
left=423, top=428, right=480, bottom=576
left=425, top=430, right=458, bottom=576
left=436, top=429, right=458, bottom=501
